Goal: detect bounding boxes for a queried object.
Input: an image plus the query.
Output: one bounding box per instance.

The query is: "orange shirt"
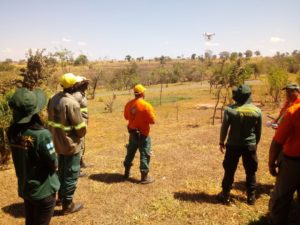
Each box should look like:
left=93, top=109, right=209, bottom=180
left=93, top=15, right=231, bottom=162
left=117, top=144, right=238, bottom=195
left=124, top=97, right=155, bottom=136
left=275, top=97, right=300, bottom=124
left=273, top=98, right=300, bottom=157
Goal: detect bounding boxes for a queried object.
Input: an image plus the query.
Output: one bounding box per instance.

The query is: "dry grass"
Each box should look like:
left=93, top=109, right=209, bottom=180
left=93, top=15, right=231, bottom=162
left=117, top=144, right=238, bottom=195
left=0, top=82, right=278, bottom=225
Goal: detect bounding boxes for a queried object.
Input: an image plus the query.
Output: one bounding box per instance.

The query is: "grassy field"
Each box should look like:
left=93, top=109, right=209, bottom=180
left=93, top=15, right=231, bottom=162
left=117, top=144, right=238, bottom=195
left=0, top=82, right=279, bottom=225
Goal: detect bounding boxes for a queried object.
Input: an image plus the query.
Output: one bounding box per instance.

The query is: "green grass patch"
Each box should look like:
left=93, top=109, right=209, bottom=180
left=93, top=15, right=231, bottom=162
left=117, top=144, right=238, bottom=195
left=148, top=96, right=192, bottom=106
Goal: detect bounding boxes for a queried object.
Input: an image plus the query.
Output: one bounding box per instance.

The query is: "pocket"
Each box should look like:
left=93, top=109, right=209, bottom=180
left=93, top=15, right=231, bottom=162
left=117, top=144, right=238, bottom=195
left=70, top=163, right=80, bottom=179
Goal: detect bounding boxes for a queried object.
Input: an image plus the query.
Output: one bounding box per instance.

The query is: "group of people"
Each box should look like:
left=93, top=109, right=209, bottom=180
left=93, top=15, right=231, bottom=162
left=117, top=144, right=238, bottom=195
left=8, top=73, right=92, bottom=225
left=6, top=71, right=300, bottom=225
left=7, top=73, right=156, bottom=225
left=217, top=83, right=300, bottom=225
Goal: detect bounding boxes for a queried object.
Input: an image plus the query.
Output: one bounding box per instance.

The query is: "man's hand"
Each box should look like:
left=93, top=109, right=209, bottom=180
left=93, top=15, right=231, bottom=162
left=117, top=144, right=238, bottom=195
left=269, top=163, right=278, bottom=177
left=219, top=143, right=225, bottom=154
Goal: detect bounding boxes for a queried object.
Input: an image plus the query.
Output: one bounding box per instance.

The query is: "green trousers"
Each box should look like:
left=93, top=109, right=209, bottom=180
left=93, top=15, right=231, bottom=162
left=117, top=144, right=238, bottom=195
left=58, top=153, right=80, bottom=202
left=123, top=131, right=152, bottom=172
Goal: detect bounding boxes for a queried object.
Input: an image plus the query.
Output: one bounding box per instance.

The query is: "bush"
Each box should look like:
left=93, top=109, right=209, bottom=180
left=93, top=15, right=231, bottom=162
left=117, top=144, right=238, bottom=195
left=0, top=90, right=14, bottom=166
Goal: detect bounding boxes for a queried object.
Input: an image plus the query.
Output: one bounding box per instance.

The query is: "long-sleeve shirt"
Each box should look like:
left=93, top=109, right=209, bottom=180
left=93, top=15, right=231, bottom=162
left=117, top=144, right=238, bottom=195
left=47, top=92, right=86, bottom=155
left=8, top=123, right=60, bottom=200
left=220, top=103, right=262, bottom=146
left=124, top=97, right=155, bottom=136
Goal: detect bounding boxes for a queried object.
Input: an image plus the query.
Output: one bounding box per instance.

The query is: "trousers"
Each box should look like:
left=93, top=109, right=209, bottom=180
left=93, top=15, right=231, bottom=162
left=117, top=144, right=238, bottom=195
left=124, top=130, right=152, bottom=172
left=222, top=145, right=258, bottom=193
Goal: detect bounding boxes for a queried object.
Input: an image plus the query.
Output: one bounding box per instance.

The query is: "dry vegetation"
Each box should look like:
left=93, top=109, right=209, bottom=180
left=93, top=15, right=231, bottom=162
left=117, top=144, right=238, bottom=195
left=0, top=82, right=280, bottom=225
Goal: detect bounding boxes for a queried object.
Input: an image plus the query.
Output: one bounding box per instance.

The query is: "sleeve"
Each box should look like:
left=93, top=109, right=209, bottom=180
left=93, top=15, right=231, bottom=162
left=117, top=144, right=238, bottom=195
left=273, top=111, right=292, bottom=144
left=80, top=97, right=89, bottom=123
left=67, top=102, right=87, bottom=138
left=146, top=103, right=156, bottom=124
left=38, top=130, right=58, bottom=173
left=255, top=111, right=262, bottom=144
left=124, top=102, right=130, bottom=120
left=220, top=108, right=230, bottom=144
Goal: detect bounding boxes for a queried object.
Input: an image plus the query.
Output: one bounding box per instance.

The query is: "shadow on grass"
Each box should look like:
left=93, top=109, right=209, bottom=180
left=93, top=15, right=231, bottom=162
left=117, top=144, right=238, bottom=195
left=233, top=181, right=273, bottom=198
left=174, top=191, right=251, bottom=205
left=2, top=202, right=24, bottom=218
left=2, top=202, right=66, bottom=218
left=89, top=173, right=140, bottom=184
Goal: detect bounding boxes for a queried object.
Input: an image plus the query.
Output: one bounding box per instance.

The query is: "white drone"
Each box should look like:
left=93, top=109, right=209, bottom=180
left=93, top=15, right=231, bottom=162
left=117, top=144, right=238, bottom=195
left=203, top=32, right=215, bottom=41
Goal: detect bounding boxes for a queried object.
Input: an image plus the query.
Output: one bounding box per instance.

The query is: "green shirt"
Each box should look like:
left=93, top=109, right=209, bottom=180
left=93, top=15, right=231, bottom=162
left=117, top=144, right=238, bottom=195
left=10, top=124, right=60, bottom=200
left=220, top=103, right=262, bottom=146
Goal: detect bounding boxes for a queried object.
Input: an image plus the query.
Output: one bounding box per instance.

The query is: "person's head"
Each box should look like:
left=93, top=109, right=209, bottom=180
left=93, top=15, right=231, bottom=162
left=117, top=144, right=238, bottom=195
left=282, top=83, right=300, bottom=102
left=232, top=84, right=252, bottom=104
left=133, top=84, right=146, bottom=98
left=59, top=73, right=83, bottom=93
left=74, top=76, right=89, bottom=92
left=8, top=87, right=47, bottom=124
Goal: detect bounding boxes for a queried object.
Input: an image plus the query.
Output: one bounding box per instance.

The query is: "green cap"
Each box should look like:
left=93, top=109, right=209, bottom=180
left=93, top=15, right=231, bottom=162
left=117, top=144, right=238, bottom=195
left=232, top=84, right=251, bottom=103
left=282, top=83, right=300, bottom=91
left=9, top=87, right=47, bottom=124
left=232, top=84, right=251, bottom=95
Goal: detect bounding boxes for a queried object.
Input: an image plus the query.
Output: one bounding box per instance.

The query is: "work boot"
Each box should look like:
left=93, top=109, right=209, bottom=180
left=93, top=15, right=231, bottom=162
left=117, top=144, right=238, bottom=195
left=140, top=171, right=154, bottom=184
left=62, top=200, right=83, bottom=215
left=124, top=167, right=131, bottom=179
left=247, top=191, right=256, bottom=205
left=216, top=190, right=230, bottom=205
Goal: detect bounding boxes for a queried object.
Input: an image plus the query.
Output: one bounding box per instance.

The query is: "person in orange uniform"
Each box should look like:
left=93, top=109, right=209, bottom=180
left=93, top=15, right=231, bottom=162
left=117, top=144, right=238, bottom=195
left=268, top=93, right=300, bottom=225
left=123, top=84, right=156, bottom=184
left=268, top=83, right=300, bottom=129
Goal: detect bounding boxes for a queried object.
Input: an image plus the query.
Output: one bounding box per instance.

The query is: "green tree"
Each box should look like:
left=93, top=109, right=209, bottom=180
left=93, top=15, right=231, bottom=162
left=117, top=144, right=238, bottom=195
left=244, top=50, right=253, bottom=58
left=267, top=68, right=288, bottom=103
left=0, top=90, right=14, bottom=167
left=230, top=52, right=238, bottom=62
left=125, top=55, right=132, bottom=62
left=254, top=50, right=261, bottom=57
left=109, top=63, right=139, bottom=90
left=74, top=54, right=88, bottom=66
left=219, top=51, right=230, bottom=60
left=191, top=53, right=197, bottom=60
left=20, top=49, right=57, bottom=89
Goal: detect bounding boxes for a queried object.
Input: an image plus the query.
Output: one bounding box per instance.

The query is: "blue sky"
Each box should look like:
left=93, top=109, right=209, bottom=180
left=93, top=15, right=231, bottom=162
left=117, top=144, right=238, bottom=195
left=0, top=0, right=299, bottom=60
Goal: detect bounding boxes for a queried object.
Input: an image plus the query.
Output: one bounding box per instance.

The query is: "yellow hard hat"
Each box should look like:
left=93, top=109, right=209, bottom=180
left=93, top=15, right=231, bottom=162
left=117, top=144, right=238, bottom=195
left=134, top=84, right=146, bottom=94
left=60, top=73, right=81, bottom=88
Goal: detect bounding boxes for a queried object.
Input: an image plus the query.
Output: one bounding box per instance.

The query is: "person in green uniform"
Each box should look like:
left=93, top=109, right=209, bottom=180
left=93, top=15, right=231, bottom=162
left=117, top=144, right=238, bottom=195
left=218, top=84, right=262, bottom=205
left=7, top=87, right=60, bottom=225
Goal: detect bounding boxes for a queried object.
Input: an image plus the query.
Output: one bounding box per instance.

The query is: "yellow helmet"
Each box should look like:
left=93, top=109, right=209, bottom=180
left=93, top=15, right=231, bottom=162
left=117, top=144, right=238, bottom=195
left=134, top=84, right=146, bottom=94
left=60, top=73, right=81, bottom=88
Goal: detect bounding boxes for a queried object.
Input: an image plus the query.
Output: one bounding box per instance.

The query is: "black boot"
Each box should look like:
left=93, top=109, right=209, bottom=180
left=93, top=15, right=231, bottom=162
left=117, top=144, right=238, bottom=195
left=247, top=191, right=256, bottom=205
left=124, top=166, right=131, bottom=179
left=62, top=200, right=83, bottom=215
left=216, top=190, right=230, bottom=205
left=140, top=171, right=154, bottom=184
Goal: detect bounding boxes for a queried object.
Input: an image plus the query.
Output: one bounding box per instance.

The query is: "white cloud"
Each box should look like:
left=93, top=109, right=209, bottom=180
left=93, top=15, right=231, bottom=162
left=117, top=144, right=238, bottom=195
left=270, top=37, right=285, bottom=43
left=205, top=42, right=220, bottom=46
left=62, top=37, right=72, bottom=42
left=77, top=41, right=87, bottom=46
left=1, top=48, right=13, bottom=53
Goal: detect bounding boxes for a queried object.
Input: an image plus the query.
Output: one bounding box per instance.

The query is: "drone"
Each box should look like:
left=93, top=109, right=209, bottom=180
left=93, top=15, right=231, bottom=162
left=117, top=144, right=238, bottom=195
left=203, top=32, right=215, bottom=41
